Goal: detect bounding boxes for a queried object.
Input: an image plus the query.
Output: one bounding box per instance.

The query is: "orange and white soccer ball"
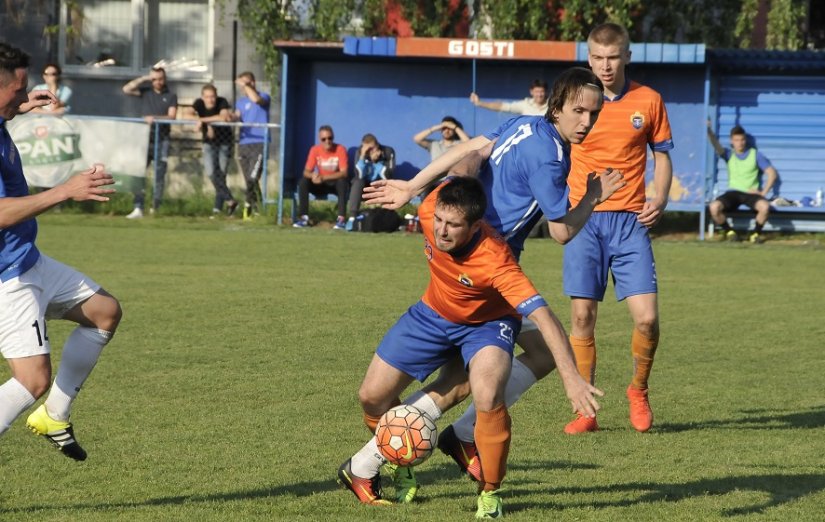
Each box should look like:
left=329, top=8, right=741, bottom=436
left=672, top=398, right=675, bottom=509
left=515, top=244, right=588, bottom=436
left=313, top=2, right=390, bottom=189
left=375, top=404, right=438, bottom=467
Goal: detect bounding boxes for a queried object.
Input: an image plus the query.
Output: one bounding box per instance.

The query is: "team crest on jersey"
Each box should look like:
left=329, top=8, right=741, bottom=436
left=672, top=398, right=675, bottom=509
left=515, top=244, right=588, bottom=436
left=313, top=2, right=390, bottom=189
left=424, top=238, right=433, bottom=261
left=630, top=111, right=645, bottom=130
left=457, top=273, right=473, bottom=287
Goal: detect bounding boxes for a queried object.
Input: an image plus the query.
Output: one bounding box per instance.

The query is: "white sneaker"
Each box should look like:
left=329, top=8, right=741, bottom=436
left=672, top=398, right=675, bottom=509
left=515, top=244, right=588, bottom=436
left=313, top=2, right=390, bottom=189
left=126, top=208, right=143, bottom=219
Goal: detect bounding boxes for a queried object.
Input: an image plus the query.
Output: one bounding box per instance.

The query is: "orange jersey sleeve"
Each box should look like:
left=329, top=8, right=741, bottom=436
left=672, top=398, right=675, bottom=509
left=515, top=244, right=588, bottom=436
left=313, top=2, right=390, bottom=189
left=568, top=81, right=673, bottom=212
left=418, top=184, right=545, bottom=324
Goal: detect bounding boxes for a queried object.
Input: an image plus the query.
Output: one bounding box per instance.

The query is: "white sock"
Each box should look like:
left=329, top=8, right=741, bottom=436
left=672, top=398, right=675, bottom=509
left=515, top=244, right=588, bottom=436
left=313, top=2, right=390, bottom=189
left=350, top=391, right=442, bottom=478
left=45, top=327, right=111, bottom=421
left=403, top=390, right=442, bottom=421
left=452, top=357, right=537, bottom=442
left=351, top=437, right=386, bottom=478
left=0, top=378, right=36, bottom=435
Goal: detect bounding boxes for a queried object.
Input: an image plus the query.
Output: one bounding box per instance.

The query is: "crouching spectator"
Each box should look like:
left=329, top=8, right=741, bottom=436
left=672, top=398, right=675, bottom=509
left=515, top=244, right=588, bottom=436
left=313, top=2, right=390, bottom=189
left=294, top=125, right=348, bottom=229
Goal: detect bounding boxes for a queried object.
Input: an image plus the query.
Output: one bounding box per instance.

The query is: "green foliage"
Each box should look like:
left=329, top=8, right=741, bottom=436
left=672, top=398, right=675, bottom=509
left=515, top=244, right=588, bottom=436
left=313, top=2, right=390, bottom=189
left=765, top=0, right=807, bottom=50
left=227, top=0, right=302, bottom=79
left=477, top=0, right=561, bottom=40
left=557, top=0, right=643, bottom=41
left=2, top=217, right=825, bottom=520
left=642, top=0, right=742, bottom=48
left=395, top=0, right=467, bottom=37
left=734, top=0, right=760, bottom=48
left=311, top=0, right=358, bottom=40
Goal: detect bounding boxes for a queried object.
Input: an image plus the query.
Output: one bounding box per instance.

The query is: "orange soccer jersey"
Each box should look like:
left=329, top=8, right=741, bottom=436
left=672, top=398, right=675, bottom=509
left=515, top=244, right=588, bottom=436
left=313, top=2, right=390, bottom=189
left=568, top=81, right=673, bottom=212
left=418, top=183, right=544, bottom=325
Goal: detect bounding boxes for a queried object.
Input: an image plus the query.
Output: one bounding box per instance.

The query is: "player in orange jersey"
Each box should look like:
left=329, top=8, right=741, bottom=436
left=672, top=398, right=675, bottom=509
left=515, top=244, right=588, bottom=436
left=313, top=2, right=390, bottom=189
left=338, top=177, right=602, bottom=517
left=561, top=22, right=674, bottom=434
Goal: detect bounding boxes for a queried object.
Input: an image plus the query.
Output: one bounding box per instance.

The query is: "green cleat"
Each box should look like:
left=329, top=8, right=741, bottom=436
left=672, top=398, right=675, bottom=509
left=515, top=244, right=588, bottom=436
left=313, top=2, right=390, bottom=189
left=385, top=462, right=419, bottom=503
left=476, top=489, right=504, bottom=519
left=25, top=404, right=87, bottom=461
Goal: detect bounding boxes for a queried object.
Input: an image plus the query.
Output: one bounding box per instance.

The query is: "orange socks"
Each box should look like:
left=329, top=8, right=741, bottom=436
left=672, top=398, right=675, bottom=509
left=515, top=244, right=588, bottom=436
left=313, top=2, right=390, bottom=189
left=630, top=328, right=658, bottom=390
left=363, top=397, right=400, bottom=433
left=569, top=335, right=597, bottom=384
left=474, top=404, right=511, bottom=491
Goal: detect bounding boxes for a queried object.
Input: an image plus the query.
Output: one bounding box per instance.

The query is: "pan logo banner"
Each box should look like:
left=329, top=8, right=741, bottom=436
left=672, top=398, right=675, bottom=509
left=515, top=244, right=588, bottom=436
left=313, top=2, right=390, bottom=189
left=7, top=115, right=149, bottom=191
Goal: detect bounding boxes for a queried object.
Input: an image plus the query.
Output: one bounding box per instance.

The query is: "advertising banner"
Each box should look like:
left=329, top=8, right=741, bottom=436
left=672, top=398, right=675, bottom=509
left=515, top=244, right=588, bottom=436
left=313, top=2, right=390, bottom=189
left=7, top=115, right=149, bottom=192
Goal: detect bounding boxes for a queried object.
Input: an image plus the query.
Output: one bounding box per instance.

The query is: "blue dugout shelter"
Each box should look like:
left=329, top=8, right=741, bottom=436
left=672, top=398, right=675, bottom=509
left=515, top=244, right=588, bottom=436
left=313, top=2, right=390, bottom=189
left=274, top=37, right=825, bottom=235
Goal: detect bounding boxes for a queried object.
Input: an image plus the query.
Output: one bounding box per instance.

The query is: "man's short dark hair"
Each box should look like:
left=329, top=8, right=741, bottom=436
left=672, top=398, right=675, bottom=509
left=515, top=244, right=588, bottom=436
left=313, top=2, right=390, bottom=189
left=151, top=66, right=166, bottom=75
left=546, top=67, right=603, bottom=123
left=0, top=42, right=30, bottom=79
left=730, top=125, right=746, bottom=137
left=201, top=84, right=217, bottom=95
left=441, top=115, right=463, bottom=130
left=530, top=79, right=548, bottom=90
left=239, top=71, right=255, bottom=82
left=436, top=177, right=487, bottom=225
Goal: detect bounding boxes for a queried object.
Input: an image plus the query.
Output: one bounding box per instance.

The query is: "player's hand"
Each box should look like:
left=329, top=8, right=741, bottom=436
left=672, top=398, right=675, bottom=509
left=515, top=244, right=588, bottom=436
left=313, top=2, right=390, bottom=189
left=62, top=164, right=116, bottom=202
left=363, top=179, right=415, bottom=210
left=562, top=374, right=604, bottom=418
left=637, top=198, right=667, bottom=228
left=585, top=168, right=625, bottom=204
left=18, top=89, right=59, bottom=114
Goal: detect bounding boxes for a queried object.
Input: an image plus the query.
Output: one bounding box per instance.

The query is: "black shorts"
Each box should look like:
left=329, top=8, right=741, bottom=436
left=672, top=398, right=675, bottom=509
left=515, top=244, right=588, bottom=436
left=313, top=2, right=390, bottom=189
left=715, top=190, right=767, bottom=212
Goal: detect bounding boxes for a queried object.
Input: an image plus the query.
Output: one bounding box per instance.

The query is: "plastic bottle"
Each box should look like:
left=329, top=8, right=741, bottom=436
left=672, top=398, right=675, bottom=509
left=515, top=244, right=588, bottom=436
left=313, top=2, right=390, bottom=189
left=816, top=187, right=824, bottom=207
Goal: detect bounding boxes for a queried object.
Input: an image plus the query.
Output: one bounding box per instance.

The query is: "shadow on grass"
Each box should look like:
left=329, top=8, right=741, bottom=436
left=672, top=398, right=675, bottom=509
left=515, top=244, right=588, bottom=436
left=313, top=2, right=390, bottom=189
left=504, top=472, right=825, bottom=517
left=5, top=471, right=822, bottom=517
left=656, top=405, right=825, bottom=433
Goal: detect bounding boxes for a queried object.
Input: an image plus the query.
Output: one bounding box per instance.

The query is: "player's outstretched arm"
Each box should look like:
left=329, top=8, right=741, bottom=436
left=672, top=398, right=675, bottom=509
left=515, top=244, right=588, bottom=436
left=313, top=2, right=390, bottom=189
left=547, top=168, right=625, bottom=244
left=526, top=306, right=603, bottom=417
left=364, top=135, right=492, bottom=209
left=0, top=164, right=115, bottom=228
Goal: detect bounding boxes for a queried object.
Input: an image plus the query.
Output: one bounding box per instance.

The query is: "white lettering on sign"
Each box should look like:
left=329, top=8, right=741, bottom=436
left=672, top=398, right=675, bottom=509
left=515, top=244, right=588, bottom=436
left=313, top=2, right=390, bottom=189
left=447, top=40, right=515, bottom=58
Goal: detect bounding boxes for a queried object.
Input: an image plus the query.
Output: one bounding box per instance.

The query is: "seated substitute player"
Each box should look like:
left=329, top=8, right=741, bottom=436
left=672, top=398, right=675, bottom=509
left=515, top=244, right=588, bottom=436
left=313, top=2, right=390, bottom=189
left=338, top=177, right=603, bottom=518
left=0, top=42, right=122, bottom=460
left=364, top=67, right=625, bottom=480
left=706, top=121, right=778, bottom=243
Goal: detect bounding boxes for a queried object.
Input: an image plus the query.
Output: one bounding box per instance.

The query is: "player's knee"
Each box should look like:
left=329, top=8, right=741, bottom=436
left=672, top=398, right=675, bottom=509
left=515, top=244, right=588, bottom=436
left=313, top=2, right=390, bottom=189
left=473, top=393, right=503, bottom=413
left=357, top=387, right=389, bottom=416
left=19, top=371, right=51, bottom=399
left=634, top=316, right=659, bottom=338
left=100, top=297, right=123, bottom=333
left=571, top=308, right=597, bottom=332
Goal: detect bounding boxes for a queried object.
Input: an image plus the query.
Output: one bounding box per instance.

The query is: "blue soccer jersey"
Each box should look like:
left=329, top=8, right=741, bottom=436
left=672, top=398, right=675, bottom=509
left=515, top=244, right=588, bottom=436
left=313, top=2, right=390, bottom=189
left=0, top=120, right=40, bottom=282
left=481, top=116, right=571, bottom=256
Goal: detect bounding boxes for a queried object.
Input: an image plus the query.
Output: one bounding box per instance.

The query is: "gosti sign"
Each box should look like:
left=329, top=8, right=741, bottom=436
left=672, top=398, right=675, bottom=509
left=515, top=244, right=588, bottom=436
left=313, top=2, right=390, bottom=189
left=396, top=37, right=576, bottom=61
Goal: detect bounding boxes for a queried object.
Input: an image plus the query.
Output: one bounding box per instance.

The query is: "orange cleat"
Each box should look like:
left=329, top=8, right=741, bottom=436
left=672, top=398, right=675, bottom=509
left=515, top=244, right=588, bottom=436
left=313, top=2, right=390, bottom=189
left=437, top=424, right=483, bottom=482
left=627, top=385, right=653, bottom=432
left=563, top=413, right=599, bottom=434
left=337, top=459, right=392, bottom=505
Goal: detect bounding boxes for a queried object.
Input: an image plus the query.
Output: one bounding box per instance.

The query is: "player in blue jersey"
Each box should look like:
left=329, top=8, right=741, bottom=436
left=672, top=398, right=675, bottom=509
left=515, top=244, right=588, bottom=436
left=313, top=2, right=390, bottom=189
left=0, top=42, right=122, bottom=461
left=364, top=66, right=625, bottom=480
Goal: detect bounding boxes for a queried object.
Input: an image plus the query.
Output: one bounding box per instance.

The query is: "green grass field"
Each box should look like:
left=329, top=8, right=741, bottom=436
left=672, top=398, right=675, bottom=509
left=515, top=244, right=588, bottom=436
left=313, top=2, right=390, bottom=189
left=2, top=215, right=824, bottom=521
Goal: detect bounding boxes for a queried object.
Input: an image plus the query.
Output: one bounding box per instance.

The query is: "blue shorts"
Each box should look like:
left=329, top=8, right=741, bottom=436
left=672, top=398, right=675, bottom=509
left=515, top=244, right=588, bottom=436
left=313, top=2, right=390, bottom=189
left=563, top=211, right=657, bottom=302
left=376, top=301, right=520, bottom=382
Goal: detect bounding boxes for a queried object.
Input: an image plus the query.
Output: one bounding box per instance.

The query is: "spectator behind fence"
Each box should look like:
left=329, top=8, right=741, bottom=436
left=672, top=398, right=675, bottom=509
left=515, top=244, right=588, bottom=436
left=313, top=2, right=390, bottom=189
left=232, top=71, right=271, bottom=221
left=469, top=79, right=549, bottom=116
left=29, top=63, right=71, bottom=115
left=346, top=133, right=394, bottom=228
left=706, top=121, right=778, bottom=243
left=189, top=84, right=238, bottom=217
left=122, top=67, right=178, bottom=219
left=293, top=125, right=348, bottom=229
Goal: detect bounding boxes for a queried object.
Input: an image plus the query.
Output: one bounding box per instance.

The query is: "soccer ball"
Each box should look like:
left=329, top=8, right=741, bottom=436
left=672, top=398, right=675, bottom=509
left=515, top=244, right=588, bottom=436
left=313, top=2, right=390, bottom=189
left=375, top=404, right=438, bottom=467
